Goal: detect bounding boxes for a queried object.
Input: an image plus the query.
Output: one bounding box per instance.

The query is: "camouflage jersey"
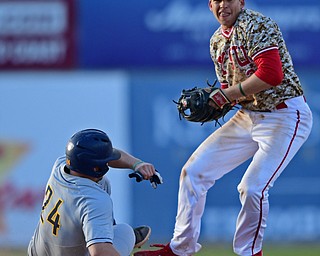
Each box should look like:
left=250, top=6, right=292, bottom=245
left=210, top=9, right=303, bottom=111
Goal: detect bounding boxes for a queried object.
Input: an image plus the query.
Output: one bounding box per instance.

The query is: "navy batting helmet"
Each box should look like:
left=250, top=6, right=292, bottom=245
left=65, top=129, right=121, bottom=178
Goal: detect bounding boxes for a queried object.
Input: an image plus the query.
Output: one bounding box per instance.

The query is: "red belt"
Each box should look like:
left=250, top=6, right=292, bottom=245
left=258, top=102, right=287, bottom=112
left=253, top=96, right=306, bottom=112
left=276, top=95, right=306, bottom=110
left=275, top=102, right=287, bottom=110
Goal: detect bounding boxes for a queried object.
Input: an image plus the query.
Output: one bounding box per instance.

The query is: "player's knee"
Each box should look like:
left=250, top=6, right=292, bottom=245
left=180, top=162, right=200, bottom=181
left=237, top=183, right=260, bottom=201
left=180, top=166, right=200, bottom=187
left=180, top=168, right=187, bottom=181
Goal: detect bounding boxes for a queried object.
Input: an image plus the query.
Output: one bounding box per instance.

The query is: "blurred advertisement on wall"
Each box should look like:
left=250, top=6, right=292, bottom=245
left=0, top=71, right=130, bottom=246
left=0, top=0, right=76, bottom=69
left=77, top=0, right=320, bottom=68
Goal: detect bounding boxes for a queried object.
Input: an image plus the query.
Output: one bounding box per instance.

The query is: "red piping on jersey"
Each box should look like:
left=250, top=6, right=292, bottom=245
left=251, top=46, right=278, bottom=59
left=251, top=110, right=301, bottom=255
left=221, top=27, right=235, bottom=39
left=253, top=48, right=284, bottom=86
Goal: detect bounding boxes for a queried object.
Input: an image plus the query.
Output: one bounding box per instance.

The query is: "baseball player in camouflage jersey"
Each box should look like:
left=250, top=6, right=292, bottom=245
left=134, top=0, right=313, bottom=256
left=28, top=129, right=158, bottom=256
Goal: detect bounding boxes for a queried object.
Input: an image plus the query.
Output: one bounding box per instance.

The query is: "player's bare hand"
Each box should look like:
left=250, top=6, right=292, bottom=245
left=128, top=160, right=163, bottom=188
left=134, top=162, right=156, bottom=180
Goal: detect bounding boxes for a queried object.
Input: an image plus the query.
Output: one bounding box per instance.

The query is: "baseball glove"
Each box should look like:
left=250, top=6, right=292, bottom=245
left=173, top=80, right=233, bottom=125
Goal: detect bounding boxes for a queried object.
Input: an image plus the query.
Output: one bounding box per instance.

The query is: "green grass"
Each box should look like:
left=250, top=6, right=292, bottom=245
left=198, top=243, right=320, bottom=255
left=132, top=243, right=320, bottom=256
left=2, top=243, right=320, bottom=255
left=0, top=248, right=26, bottom=256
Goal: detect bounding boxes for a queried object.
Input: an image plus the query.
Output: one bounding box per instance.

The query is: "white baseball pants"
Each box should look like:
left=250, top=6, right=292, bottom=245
left=170, top=96, right=313, bottom=256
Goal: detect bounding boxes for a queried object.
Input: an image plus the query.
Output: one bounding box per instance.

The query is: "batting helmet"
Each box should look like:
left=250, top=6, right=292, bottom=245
left=65, top=129, right=121, bottom=178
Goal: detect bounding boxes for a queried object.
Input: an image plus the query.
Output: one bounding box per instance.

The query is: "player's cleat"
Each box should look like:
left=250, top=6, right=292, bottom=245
left=133, top=243, right=177, bottom=256
left=134, top=226, right=152, bottom=248
left=253, top=250, right=263, bottom=256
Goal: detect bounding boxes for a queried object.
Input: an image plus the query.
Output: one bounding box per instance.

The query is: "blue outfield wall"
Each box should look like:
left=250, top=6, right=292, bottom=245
left=0, top=68, right=318, bottom=247
left=129, top=67, right=320, bottom=243
left=77, top=0, right=320, bottom=68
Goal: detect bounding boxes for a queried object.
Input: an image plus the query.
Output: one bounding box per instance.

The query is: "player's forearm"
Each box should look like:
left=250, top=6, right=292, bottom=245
left=108, top=149, right=156, bottom=180
left=223, top=74, right=273, bottom=102
left=108, top=149, right=140, bottom=169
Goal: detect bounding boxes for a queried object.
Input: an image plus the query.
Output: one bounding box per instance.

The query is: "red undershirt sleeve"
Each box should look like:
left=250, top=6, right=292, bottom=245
left=253, top=48, right=284, bottom=86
